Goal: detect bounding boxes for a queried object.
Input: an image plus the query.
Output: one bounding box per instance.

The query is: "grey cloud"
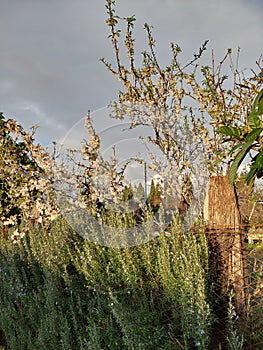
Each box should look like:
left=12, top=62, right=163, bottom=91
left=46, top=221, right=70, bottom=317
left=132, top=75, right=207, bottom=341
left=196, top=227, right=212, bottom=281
left=0, top=0, right=262, bottom=146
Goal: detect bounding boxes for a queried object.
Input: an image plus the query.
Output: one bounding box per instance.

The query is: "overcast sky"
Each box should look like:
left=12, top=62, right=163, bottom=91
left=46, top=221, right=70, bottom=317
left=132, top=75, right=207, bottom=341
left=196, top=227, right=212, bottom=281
left=1, top=0, right=262, bottom=148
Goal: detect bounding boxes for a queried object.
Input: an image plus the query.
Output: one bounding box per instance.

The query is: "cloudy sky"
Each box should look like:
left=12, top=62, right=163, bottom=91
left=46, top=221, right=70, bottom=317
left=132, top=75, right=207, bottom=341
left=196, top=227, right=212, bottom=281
left=1, top=0, right=262, bottom=148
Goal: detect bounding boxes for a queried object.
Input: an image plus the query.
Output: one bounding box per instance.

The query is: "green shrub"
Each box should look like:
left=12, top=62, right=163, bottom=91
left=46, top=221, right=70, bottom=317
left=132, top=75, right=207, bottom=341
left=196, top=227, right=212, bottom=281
left=0, top=215, right=213, bottom=349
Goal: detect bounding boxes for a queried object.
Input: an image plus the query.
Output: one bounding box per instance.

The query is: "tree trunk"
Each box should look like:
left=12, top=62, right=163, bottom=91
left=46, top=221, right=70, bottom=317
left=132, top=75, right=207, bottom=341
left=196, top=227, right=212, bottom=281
left=204, top=175, right=246, bottom=349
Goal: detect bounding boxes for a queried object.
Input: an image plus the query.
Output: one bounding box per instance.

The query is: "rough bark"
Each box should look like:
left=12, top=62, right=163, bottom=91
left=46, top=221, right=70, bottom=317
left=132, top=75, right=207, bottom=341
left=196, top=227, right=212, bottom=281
left=204, top=175, right=246, bottom=349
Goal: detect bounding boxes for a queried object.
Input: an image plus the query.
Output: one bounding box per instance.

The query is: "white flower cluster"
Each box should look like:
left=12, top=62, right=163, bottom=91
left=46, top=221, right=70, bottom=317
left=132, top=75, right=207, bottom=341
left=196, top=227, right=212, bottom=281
left=0, top=115, right=60, bottom=242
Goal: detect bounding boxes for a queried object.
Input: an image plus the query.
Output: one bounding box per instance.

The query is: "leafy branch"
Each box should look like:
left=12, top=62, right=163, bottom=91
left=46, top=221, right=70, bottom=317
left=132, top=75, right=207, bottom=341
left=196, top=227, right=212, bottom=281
left=216, top=89, right=263, bottom=191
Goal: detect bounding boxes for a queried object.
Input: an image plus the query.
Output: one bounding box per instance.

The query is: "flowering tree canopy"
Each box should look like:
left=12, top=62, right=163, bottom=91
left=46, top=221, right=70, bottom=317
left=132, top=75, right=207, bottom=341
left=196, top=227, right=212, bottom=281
left=0, top=113, right=59, bottom=241
left=100, top=0, right=262, bottom=190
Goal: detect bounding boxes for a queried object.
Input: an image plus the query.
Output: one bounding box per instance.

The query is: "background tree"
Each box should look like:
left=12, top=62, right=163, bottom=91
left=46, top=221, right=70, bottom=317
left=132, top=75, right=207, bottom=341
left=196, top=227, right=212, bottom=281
left=121, top=184, right=134, bottom=202
left=134, top=182, right=145, bottom=201
left=146, top=179, right=161, bottom=213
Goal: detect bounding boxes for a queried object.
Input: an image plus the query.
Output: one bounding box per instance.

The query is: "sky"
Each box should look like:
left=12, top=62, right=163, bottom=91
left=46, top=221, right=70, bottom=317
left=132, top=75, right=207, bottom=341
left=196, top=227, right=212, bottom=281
left=1, top=0, right=263, bottom=149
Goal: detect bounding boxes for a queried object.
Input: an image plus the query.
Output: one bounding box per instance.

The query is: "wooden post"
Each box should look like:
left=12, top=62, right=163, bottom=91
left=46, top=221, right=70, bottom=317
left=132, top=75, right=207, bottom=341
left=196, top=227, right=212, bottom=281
left=204, top=175, right=246, bottom=348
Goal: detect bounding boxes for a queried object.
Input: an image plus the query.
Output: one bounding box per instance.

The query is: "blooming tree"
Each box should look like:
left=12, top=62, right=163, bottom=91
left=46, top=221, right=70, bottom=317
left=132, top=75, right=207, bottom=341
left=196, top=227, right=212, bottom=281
left=100, top=0, right=262, bottom=191
left=64, top=0, right=262, bottom=234
left=0, top=113, right=59, bottom=242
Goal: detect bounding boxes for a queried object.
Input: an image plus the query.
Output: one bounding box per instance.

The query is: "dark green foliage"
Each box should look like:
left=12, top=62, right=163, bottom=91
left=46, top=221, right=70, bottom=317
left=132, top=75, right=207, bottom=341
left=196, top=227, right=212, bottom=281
left=146, top=179, right=161, bottom=213
left=121, top=184, right=134, bottom=202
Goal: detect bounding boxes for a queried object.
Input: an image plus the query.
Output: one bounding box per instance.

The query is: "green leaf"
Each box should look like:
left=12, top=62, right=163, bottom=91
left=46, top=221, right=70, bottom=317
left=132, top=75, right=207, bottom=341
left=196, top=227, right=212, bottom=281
left=228, top=139, right=256, bottom=184
left=227, top=91, right=263, bottom=188
left=255, top=149, right=263, bottom=167
left=126, top=15, right=136, bottom=24
left=245, top=150, right=263, bottom=192
left=216, top=126, right=241, bottom=139
left=229, top=142, right=243, bottom=154
left=246, top=163, right=258, bottom=187
left=244, top=128, right=262, bottom=143
left=248, top=112, right=261, bottom=129
left=228, top=147, right=248, bottom=184
left=251, top=88, right=263, bottom=116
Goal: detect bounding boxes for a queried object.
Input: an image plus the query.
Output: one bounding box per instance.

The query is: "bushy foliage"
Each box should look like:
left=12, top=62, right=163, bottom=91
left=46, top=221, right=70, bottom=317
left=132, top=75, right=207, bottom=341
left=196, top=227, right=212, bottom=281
left=0, top=218, right=213, bottom=350
left=0, top=113, right=59, bottom=242
left=1, top=217, right=262, bottom=349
